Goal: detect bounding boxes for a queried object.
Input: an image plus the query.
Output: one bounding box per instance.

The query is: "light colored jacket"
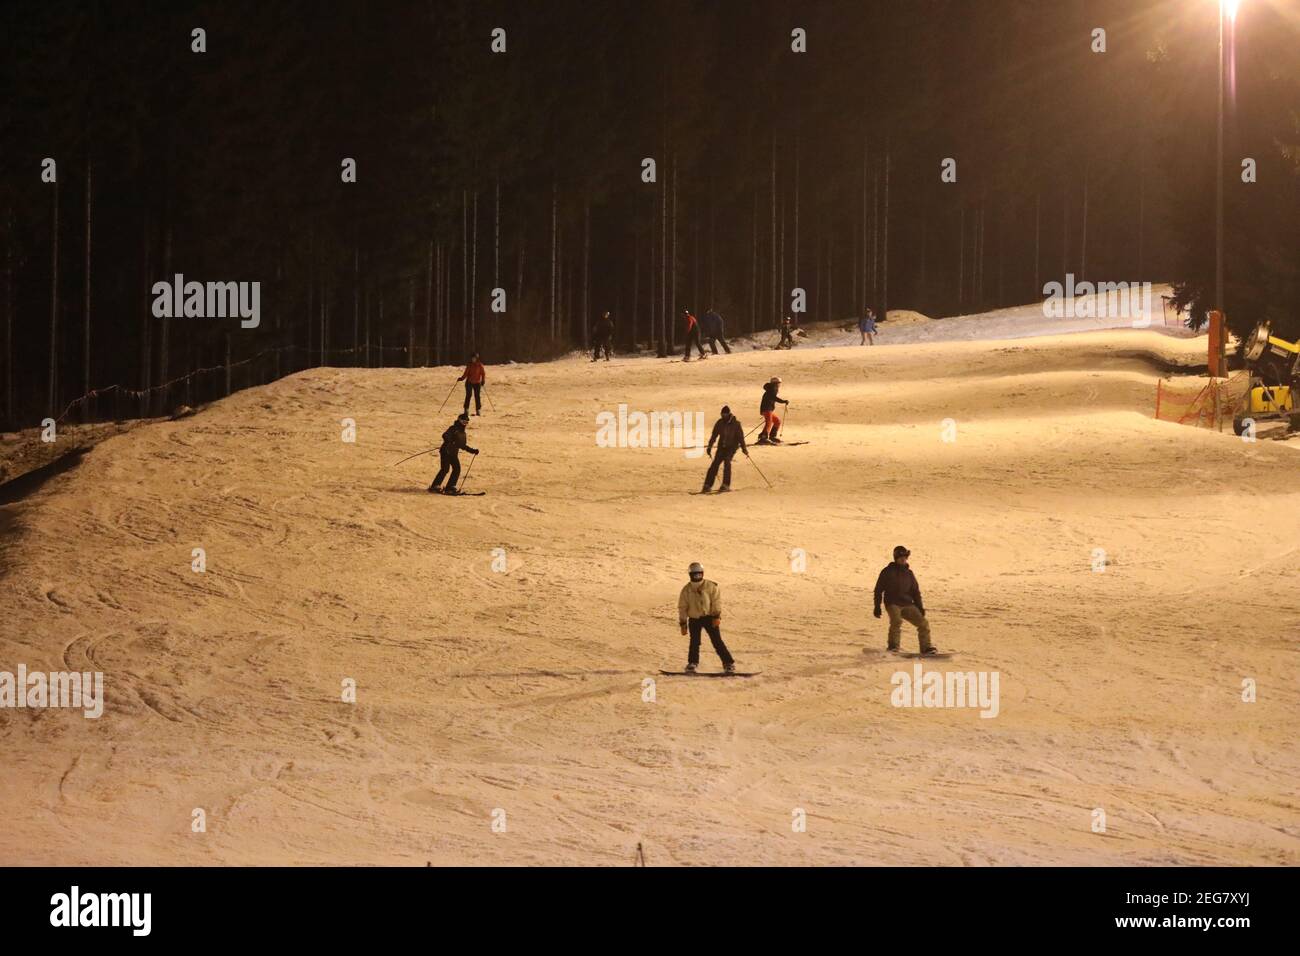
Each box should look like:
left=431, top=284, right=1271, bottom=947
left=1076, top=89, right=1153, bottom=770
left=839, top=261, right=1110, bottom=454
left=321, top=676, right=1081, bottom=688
left=678, top=580, right=721, bottom=623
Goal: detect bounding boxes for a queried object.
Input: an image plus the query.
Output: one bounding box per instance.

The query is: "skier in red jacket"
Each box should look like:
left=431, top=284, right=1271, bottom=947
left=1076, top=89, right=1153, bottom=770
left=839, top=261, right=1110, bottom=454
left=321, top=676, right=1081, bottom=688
left=458, top=353, right=486, bottom=416
left=682, top=310, right=707, bottom=362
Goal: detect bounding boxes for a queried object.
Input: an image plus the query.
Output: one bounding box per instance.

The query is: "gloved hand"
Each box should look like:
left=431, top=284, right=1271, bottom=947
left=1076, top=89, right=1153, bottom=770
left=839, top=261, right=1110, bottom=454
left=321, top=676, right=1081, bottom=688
left=679, top=623, right=688, bottom=636
left=711, top=616, right=721, bottom=628
left=873, top=608, right=882, bottom=619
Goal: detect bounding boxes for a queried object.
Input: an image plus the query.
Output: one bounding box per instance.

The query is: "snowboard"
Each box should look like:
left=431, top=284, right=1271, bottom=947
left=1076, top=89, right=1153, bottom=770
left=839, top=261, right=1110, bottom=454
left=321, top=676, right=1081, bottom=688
left=435, top=490, right=487, bottom=496
left=659, top=670, right=761, bottom=678
left=753, top=441, right=810, bottom=447
left=864, top=648, right=954, bottom=660
left=690, top=488, right=739, bottom=495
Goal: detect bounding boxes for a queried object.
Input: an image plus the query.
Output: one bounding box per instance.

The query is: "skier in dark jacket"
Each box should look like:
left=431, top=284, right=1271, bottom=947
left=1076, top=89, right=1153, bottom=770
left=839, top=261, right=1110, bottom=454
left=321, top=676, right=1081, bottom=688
left=757, top=376, right=789, bottom=444
left=873, top=545, right=938, bottom=655
left=591, top=311, right=614, bottom=362
left=777, top=317, right=795, bottom=349
left=701, top=406, right=748, bottom=493
left=429, top=413, right=479, bottom=495
left=700, top=308, right=731, bottom=354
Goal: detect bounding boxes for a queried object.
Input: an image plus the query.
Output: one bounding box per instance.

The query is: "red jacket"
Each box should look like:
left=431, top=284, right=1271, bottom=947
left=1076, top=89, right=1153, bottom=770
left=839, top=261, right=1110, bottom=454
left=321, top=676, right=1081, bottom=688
left=684, top=312, right=697, bottom=332
left=459, top=361, right=486, bottom=385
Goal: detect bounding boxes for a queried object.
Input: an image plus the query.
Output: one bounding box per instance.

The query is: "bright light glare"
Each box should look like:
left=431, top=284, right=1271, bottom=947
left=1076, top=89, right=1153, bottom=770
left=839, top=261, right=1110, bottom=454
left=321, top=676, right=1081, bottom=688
left=1223, top=0, right=1240, bottom=21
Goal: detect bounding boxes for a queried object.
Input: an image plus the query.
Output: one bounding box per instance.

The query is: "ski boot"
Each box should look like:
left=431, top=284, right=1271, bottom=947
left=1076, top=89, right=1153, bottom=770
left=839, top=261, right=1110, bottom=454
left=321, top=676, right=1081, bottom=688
left=919, top=646, right=941, bottom=657
left=724, top=662, right=736, bottom=674
left=717, top=485, right=732, bottom=493
left=769, top=435, right=782, bottom=445
left=684, top=662, right=697, bottom=673
left=755, top=434, right=771, bottom=445
left=428, top=484, right=442, bottom=494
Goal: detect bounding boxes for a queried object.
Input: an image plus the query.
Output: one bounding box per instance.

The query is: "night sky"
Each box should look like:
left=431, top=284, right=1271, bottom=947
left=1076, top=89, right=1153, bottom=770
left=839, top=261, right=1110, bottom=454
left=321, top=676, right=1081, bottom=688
left=1, top=0, right=1296, bottom=426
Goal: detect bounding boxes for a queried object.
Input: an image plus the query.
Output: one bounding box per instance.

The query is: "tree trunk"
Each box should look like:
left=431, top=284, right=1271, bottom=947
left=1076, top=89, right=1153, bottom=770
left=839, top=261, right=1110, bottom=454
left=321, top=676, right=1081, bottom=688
left=1034, top=192, right=1041, bottom=297
left=880, top=146, right=891, bottom=322
left=550, top=179, right=558, bottom=341
left=958, top=206, right=965, bottom=311
left=424, top=240, right=433, bottom=366
left=49, top=180, right=60, bottom=416
left=462, top=189, right=470, bottom=350
left=670, top=153, right=678, bottom=349
left=470, top=189, right=478, bottom=348
left=770, top=132, right=777, bottom=329
left=582, top=196, right=590, bottom=350
left=4, top=206, right=13, bottom=425
left=83, top=160, right=92, bottom=406
left=354, top=244, right=361, bottom=364
left=1079, top=167, right=1089, bottom=280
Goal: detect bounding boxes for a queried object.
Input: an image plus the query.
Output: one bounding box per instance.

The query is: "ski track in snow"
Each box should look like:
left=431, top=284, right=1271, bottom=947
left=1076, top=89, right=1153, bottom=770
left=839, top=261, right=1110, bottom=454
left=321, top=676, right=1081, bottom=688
left=1, top=299, right=1298, bottom=866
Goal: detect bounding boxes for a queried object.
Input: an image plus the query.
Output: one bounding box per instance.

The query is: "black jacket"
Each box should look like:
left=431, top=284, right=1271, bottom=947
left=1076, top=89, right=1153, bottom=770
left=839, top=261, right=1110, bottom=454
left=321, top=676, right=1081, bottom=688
left=700, top=310, right=724, bottom=338
left=593, top=316, right=614, bottom=339
left=760, top=382, right=789, bottom=414
left=707, top=416, right=747, bottom=455
left=874, top=563, right=924, bottom=614
left=440, top=422, right=478, bottom=456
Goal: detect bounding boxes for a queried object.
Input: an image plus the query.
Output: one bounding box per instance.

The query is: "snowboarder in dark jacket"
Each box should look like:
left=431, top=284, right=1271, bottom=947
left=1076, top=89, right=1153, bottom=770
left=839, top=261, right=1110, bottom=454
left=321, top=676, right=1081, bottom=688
left=429, top=413, right=479, bottom=495
left=592, top=311, right=614, bottom=362
left=757, top=376, right=789, bottom=444
left=702, top=406, right=748, bottom=493
left=873, top=545, right=938, bottom=655
left=700, top=308, right=731, bottom=355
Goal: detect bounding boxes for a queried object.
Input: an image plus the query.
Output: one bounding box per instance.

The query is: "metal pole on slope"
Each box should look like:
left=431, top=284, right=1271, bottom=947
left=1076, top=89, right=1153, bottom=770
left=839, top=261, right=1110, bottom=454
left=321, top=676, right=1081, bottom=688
left=437, top=379, right=459, bottom=413
left=746, top=453, right=773, bottom=489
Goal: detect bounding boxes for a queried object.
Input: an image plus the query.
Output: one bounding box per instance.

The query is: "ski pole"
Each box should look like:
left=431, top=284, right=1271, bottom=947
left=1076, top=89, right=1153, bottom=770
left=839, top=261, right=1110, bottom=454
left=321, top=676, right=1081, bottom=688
left=392, top=445, right=439, bottom=467
left=459, top=452, right=479, bottom=493
left=745, top=453, right=774, bottom=488
left=484, top=386, right=497, bottom=413
left=437, top=379, right=459, bottom=413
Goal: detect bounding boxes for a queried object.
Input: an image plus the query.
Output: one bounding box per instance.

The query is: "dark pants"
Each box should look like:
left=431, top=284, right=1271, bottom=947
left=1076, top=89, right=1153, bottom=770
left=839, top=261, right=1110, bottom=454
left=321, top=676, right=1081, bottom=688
left=703, top=446, right=738, bottom=490
left=463, top=382, right=482, bottom=413
left=706, top=335, right=731, bottom=355
left=684, top=328, right=706, bottom=359
left=687, top=616, right=734, bottom=668
left=778, top=329, right=793, bottom=349
left=431, top=449, right=461, bottom=489
left=592, top=337, right=612, bottom=361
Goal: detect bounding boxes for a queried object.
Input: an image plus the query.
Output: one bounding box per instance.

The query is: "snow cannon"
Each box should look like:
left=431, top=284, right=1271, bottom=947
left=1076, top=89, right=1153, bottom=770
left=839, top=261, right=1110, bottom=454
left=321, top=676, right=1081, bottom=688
left=1234, top=321, right=1300, bottom=438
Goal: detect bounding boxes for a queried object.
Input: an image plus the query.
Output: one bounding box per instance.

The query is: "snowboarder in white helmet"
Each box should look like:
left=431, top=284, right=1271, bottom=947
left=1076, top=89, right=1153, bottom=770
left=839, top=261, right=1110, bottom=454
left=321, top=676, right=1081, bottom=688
left=678, top=562, right=734, bottom=673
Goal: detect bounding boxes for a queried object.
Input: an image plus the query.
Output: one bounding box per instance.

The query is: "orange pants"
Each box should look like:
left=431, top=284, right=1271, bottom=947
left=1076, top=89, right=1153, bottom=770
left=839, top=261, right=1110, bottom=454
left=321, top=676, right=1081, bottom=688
left=762, top=411, right=781, bottom=437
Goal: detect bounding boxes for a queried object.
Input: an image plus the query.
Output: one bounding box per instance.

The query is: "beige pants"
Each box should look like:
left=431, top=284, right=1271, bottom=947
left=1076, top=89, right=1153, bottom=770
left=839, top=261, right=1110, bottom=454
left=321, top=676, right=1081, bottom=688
left=886, top=604, right=932, bottom=652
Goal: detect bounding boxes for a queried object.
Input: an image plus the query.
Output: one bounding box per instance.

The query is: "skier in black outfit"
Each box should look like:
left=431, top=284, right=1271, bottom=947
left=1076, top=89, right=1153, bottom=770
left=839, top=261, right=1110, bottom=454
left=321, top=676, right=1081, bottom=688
left=757, top=376, right=789, bottom=444
left=591, top=311, right=614, bottom=362
left=702, top=406, right=749, bottom=493
left=429, top=413, right=479, bottom=495
left=700, top=308, right=731, bottom=354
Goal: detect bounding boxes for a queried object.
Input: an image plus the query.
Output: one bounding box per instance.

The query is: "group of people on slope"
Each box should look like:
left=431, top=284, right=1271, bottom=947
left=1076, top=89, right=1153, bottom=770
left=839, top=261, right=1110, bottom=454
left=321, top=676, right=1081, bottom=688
left=676, top=545, right=938, bottom=673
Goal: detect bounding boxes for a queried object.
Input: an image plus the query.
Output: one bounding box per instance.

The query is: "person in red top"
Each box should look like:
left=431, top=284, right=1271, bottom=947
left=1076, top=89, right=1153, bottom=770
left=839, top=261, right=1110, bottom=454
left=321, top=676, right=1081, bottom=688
left=682, top=310, right=707, bottom=362
left=457, top=352, right=486, bottom=415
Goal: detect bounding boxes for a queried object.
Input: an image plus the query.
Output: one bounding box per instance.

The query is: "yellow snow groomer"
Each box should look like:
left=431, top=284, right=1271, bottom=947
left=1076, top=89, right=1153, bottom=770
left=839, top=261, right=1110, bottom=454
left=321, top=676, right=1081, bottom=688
left=1234, top=321, right=1299, bottom=436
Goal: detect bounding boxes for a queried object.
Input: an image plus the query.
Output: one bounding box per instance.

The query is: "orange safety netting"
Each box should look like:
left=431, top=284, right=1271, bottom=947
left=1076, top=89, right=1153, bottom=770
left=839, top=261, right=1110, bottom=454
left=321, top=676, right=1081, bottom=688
left=1154, top=373, right=1249, bottom=431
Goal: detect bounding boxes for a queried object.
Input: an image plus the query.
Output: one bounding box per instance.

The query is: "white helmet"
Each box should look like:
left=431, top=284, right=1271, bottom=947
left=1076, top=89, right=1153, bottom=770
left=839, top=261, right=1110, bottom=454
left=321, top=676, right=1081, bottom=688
left=770, top=376, right=782, bottom=385
left=688, top=562, right=704, bottom=577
